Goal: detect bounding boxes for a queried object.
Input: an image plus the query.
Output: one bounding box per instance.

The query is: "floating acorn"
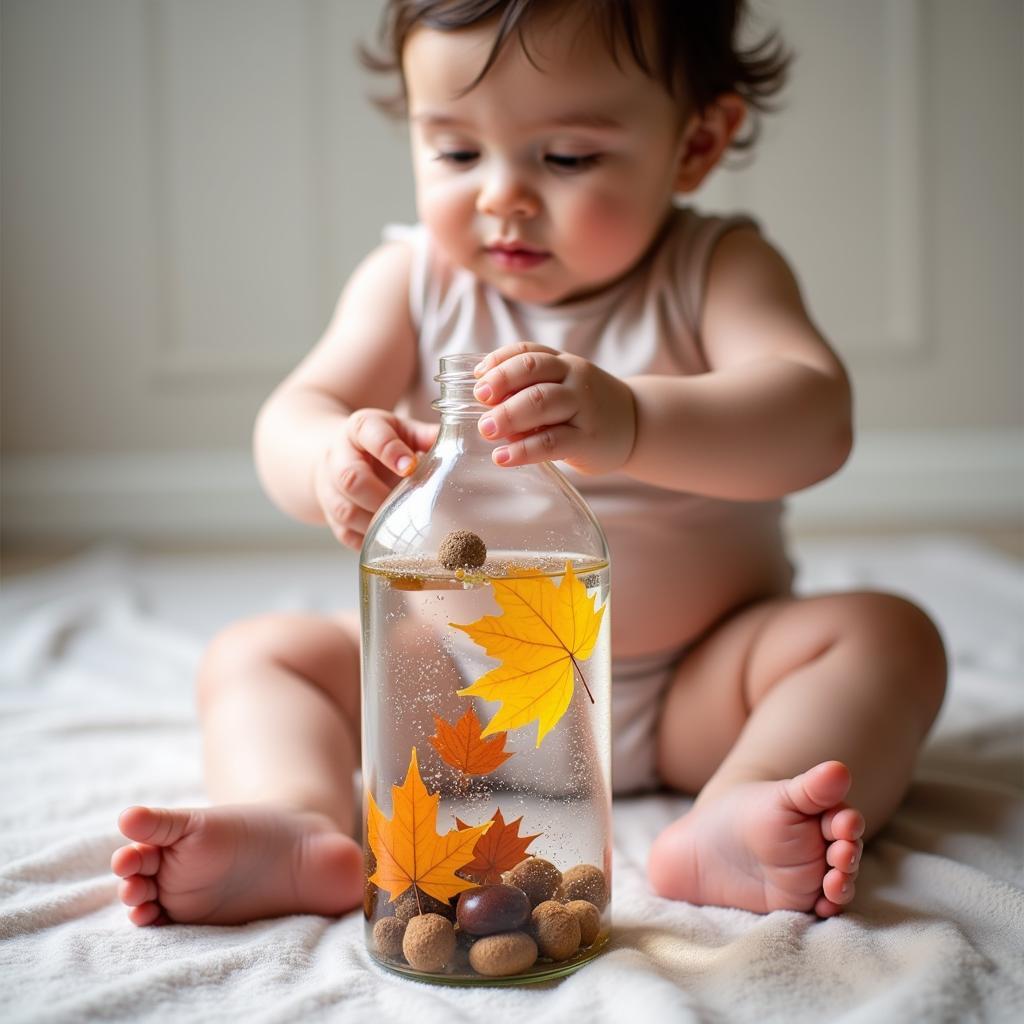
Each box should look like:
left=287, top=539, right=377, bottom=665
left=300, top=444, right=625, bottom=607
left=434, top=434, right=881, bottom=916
left=438, top=529, right=487, bottom=570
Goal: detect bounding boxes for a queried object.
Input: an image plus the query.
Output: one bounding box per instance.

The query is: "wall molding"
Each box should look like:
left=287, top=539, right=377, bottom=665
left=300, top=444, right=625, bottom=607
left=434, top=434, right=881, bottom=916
left=142, top=0, right=326, bottom=387
left=785, top=428, right=1023, bottom=528
left=3, top=429, right=1021, bottom=544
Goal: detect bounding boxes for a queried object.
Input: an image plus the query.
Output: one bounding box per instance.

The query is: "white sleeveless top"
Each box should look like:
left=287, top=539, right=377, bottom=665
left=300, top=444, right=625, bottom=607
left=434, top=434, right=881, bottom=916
left=385, top=207, right=794, bottom=659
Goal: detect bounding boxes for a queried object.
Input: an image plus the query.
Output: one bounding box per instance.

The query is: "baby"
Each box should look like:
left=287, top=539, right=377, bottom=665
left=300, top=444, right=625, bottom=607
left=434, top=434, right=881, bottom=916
left=112, top=0, right=947, bottom=925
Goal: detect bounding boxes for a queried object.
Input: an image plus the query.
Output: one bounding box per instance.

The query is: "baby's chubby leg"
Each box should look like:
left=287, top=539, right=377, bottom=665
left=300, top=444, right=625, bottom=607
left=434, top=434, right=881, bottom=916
left=111, top=612, right=365, bottom=925
left=647, top=592, right=946, bottom=916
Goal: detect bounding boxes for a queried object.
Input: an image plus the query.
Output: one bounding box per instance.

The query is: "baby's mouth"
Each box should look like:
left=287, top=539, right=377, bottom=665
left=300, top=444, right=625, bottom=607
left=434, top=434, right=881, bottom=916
left=485, top=241, right=551, bottom=270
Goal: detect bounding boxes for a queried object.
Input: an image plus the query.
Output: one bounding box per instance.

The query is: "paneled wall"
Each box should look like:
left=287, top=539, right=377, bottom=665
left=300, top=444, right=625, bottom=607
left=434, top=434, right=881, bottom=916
left=2, top=0, right=1021, bottom=542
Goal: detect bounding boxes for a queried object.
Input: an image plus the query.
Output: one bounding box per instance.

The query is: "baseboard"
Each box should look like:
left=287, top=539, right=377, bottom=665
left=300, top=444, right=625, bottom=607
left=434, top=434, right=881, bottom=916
left=3, top=429, right=1021, bottom=544
left=785, top=428, right=1023, bottom=528
left=1, top=450, right=315, bottom=544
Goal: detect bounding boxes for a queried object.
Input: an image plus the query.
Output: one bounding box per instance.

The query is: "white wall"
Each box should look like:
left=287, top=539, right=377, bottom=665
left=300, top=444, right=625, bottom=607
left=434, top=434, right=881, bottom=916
left=2, top=0, right=1022, bottom=543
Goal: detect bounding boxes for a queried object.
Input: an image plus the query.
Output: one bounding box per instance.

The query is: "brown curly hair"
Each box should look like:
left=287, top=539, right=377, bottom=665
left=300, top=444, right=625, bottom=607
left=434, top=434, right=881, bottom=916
left=360, top=0, right=791, bottom=150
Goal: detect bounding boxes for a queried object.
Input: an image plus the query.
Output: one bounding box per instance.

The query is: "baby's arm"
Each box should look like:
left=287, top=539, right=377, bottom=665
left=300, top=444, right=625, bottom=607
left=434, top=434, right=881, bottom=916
left=624, top=228, right=852, bottom=498
left=473, top=229, right=851, bottom=499
left=254, top=241, right=436, bottom=547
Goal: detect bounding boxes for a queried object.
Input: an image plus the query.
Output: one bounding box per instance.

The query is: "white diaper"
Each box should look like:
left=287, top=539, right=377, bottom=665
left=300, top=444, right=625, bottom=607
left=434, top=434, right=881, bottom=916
left=610, top=647, right=690, bottom=796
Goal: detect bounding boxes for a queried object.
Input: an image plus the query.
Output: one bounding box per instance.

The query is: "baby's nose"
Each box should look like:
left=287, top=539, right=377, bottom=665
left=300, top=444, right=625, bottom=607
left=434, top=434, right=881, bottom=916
left=476, top=171, right=540, bottom=220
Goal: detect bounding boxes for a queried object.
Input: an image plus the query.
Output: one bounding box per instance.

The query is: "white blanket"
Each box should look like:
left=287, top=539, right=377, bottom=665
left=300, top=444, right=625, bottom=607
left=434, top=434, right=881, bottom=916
left=1, top=536, right=1022, bottom=1022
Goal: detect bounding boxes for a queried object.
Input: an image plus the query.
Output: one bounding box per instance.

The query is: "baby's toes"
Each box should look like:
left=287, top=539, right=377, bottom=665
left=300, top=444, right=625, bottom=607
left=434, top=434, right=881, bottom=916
left=822, top=865, right=856, bottom=906
left=813, top=893, right=846, bottom=918
left=127, top=901, right=166, bottom=927
left=821, top=805, right=864, bottom=842
left=119, top=874, right=159, bottom=907
left=111, top=842, right=161, bottom=878
left=118, top=805, right=193, bottom=847
left=826, top=838, right=862, bottom=874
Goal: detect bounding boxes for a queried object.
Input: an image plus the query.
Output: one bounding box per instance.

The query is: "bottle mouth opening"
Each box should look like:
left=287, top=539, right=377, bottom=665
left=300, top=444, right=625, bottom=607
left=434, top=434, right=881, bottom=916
left=435, top=352, right=489, bottom=383
left=432, top=352, right=489, bottom=416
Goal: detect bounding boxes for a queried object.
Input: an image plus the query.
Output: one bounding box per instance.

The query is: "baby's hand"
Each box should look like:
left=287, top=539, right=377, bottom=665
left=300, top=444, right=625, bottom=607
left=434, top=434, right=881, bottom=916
left=473, top=343, right=635, bottom=474
left=315, top=409, right=438, bottom=549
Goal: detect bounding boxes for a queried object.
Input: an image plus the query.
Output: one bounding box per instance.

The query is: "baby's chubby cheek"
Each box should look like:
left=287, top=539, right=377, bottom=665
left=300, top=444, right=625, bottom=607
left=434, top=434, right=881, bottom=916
left=416, top=181, right=477, bottom=261
left=557, top=193, right=653, bottom=278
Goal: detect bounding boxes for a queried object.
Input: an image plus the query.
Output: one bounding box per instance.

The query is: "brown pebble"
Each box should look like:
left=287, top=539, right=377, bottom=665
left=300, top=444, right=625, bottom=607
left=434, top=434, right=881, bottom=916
left=503, top=857, right=562, bottom=908
left=556, top=863, right=609, bottom=911
left=373, top=916, right=406, bottom=959
left=457, top=883, right=531, bottom=936
left=393, top=886, right=455, bottom=923
left=364, top=878, right=378, bottom=920
left=363, top=847, right=378, bottom=920
left=530, top=900, right=581, bottom=961
left=564, top=899, right=600, bottom=947
left=438, top=529, right=487, bottom=570
left=402, top=913, right=456, bottom=972
left=468, top=931, right=539, bottom=977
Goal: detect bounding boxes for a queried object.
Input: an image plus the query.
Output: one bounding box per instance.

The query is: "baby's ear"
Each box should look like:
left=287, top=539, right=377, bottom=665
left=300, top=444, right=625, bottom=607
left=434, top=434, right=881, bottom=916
left=674, top=94, right=746, bottom=193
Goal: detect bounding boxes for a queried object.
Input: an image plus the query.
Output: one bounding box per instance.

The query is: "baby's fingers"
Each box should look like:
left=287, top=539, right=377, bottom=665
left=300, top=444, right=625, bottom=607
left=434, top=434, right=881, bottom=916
left=335, top=459, right=391, bottom=515
left=403, top=418, right=440, bottom=455
left=491, top=425, right=579, bottom=468
left=479, top=383, right=576, bottom=443
left=347, top=410, right=419, bottom=477
left=324, top=467, right=382, bottom=550
left=475, top=342, right=559, bottom=378
left=327, top=501, right=374, bottom=538
left=474, top=350, right=566, bottom=405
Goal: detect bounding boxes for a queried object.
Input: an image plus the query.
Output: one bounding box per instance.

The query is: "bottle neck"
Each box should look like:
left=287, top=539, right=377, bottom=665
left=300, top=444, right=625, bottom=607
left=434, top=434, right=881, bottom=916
left=432, top=353, right=493, bottom=457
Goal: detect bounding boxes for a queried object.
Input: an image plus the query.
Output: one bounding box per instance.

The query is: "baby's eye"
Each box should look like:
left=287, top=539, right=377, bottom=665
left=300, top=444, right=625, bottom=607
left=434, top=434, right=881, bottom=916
left=435, top=150, right=479, bottom=165
left=545, top=153, right=602, bottom=173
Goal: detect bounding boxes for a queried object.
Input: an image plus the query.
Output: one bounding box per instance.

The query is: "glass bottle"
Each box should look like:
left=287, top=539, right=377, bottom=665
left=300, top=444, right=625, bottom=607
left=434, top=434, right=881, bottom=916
left=360, top=353, right=612, bottom=985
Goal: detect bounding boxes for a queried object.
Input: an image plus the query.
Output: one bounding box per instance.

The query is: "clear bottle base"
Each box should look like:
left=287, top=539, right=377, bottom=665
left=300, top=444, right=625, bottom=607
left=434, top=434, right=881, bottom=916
left=371, top=930, right=610, bottom=986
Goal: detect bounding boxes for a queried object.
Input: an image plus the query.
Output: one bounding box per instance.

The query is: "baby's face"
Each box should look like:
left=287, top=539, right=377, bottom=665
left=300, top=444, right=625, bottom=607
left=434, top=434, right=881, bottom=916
left=403, top=10, right=689, bottom=306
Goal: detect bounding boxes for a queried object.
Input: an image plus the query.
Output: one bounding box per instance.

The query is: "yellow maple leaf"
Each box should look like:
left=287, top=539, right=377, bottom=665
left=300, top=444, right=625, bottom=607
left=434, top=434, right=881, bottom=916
left=451, top=562, right=605, bottom=747
left=366, top=747, right=492, bottom=904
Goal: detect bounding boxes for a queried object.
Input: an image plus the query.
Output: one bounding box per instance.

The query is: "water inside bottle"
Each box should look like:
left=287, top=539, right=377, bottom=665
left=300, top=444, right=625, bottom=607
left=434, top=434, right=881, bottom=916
left=361, top=552, right=612, bottom=983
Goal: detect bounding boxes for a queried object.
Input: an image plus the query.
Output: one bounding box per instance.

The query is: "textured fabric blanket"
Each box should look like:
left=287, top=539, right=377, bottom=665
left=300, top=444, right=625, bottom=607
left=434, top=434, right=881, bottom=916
left=1, top=536, right=1021, bottom=1022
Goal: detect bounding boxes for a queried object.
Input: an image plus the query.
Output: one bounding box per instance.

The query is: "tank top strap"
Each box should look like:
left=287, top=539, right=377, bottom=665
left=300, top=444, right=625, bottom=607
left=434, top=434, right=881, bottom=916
left=382, top=222, right=433, bottom=332
left=667, top=207, right=760, bottom=356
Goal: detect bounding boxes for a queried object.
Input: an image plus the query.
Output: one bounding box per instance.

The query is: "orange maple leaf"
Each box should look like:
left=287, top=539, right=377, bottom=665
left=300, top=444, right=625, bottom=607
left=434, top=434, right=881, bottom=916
left=366, top=747, right=492, bottom=904
left=429, top=706, right=514, bottom=776
left=451, top=562, right=606, bottom=746
left=454, top=808, right=541, bottom=884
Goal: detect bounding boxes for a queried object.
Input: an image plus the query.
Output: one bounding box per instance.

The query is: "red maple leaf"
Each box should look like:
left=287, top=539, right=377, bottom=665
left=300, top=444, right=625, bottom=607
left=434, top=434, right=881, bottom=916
left=454, top=808, right=541, bottom=884
left=429, top=706, right=514, bottom=776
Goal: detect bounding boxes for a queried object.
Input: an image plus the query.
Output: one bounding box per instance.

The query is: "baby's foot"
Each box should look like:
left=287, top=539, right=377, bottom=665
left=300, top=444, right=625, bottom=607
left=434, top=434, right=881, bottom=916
left=111, top=804, right=363, bottom=926
left=647, top=761, right=864, bottom=917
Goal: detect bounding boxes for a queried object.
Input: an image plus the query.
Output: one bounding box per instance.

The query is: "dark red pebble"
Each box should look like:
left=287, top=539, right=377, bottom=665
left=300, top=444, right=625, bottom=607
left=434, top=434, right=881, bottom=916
left=456, top=884, right=531, bottom=936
